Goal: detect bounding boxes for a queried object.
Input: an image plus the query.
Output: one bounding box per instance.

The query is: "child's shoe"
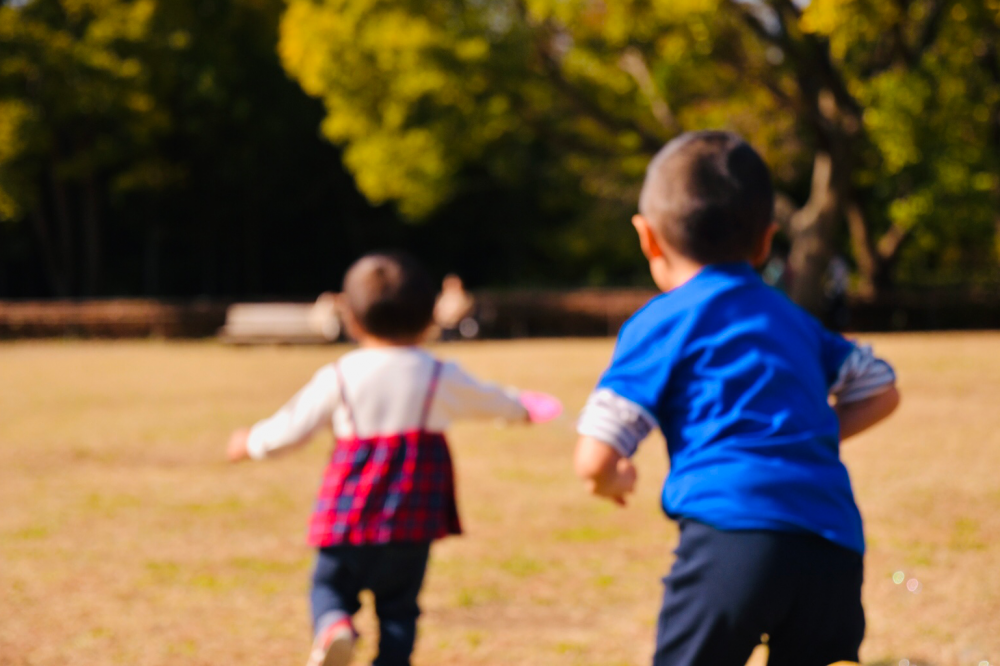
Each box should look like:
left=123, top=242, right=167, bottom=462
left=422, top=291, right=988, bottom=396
left=305, top=618, right=355, bottom=666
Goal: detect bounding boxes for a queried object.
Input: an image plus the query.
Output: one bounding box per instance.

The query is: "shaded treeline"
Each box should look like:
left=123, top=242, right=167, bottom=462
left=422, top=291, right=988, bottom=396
left=1, top=0, right=998, bottom=304
left=0, top=0, right=634, bottom=299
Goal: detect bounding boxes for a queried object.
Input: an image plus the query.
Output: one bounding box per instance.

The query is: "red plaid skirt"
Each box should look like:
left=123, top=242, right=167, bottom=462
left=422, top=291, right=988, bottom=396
left=307, top=360, right=462, bottom=546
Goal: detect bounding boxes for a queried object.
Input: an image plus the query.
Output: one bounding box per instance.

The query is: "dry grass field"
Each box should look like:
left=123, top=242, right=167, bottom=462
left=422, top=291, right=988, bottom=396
left=1, top=335, right=998, bottom=666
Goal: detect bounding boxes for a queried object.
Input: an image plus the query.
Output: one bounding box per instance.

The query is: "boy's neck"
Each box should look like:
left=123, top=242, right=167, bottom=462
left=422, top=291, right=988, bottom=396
left=652, top=245, right=708, bottom=292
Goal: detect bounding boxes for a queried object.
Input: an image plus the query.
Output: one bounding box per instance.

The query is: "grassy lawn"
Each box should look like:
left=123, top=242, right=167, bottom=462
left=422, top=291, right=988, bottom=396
left=1, top=335, right=998, bottom=666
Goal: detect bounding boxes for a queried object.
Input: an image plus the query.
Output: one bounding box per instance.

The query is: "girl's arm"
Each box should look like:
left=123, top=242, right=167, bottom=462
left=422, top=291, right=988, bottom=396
left=228, top=365, right=340, bottom=462
left=435, top=362, right=529, bottom=422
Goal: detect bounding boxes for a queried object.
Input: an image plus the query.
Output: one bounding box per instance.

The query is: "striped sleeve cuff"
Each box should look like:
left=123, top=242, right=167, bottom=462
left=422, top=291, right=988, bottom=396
left=576, top=388, right=658, bottom=458
left=830, top=344, right=897, bottom=404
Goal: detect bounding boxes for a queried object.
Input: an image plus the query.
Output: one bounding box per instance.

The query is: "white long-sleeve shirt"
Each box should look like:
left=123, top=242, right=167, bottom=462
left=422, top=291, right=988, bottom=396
left=247, top=347, right=527, bottom=460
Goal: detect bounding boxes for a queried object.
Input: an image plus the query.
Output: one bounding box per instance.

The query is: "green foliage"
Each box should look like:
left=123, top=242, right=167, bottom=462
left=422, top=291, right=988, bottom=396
left=279, top=0, right=1000, bottom=288
left=0, top=99, right=37, bottom=219
left=278, top=0, right=798, bottom=219
left=803, top=0, right=1000, bottom=283
left=0, top=0, right=160, bottom=220
left=1, top=0, right=996, bottom=296
left=0, top=0, right=381, bottom=297
left=280, top=0, right=523, bottom=217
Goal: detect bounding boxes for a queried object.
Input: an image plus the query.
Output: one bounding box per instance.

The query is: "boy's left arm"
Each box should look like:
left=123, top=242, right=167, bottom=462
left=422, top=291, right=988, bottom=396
left=834, top=386, right=900, bottom=440
left=829, top=343, right=900, bottom=441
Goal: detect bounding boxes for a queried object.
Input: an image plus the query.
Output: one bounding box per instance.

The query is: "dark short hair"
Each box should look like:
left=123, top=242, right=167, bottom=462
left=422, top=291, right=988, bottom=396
left=342, top=252, right=436, bottom=340
left=639, top=131, right=774, bottom=264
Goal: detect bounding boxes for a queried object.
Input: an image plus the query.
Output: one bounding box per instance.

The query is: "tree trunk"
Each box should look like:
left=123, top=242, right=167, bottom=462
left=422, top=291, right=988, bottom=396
left=30, top=208, right=71, bottom=297
left=144, top=221, right=161, bottom=296
left=201, top=226, right=217, bottom=296
left=844, top=200, right=877, bottom=298
left=244, top=212, right=262, bottom=295
left=82, top=175, right=102, bottom=296
left=787, top=151, right=841, bottom=315
left=50, top=165, right=76, bottom=295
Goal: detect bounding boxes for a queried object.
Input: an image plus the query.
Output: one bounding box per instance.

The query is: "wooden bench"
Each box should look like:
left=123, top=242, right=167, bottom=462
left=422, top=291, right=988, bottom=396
left=218, top=295, right=341, bottom=344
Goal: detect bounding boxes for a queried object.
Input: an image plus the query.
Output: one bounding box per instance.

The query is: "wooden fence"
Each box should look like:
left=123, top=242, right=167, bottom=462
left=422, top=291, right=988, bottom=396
left=1, top=288, right=997, bottom=339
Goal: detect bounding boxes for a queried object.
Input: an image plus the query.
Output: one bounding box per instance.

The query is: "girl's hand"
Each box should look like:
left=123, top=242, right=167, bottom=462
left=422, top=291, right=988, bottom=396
left=227, top=428, right=252, bottom=462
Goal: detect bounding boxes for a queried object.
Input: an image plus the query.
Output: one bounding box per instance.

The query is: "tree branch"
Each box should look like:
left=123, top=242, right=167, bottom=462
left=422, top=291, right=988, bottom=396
left=618, top=47, right=679, bottom=133
left=537, top=38, right=665, bottom=152
left=510, top=0, right=666, bottom=153
left=876, top=222, right=911, bottom=262
left=861, top=0, right=951, bottom=77
left=731, top=1, right=788, bottom=48
left=912, top=0, right=950, bottom=62
left=845, top=200, right=878, bottom=297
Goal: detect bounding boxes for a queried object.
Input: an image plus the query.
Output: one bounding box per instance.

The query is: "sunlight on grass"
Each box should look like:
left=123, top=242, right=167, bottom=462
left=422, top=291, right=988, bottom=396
left=554, top=525, right=623, bottom=543
left=1, top=336, right=999, bottom=666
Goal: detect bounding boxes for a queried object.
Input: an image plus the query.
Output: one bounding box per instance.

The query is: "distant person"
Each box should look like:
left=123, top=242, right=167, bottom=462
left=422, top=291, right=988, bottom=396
left=574, top=132, right=900, bottom=666
left=433, top=273, right=477, bottom=340
left=825, top=254, right=851, bottom=331
left=226, top=252, right=555, bottom=666
left=760, top=232, right=791, bottom=294
left=308, top=291, right=341, bottom=342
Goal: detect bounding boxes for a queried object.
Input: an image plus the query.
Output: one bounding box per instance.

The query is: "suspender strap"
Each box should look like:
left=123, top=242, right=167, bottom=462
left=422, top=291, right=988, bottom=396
left=333, top=363, right=357, bottom=435
left=419, top=360, right=443, bottom=430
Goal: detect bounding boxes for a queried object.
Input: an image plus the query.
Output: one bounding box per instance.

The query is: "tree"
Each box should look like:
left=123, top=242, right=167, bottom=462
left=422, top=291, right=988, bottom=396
left=280, top=0, right=1000, bottom=310
left=0, top=0, right=167, bottom=295
left=758, top=0, right=1000, bottom=306
left=0, top=0, right=389, bottom=298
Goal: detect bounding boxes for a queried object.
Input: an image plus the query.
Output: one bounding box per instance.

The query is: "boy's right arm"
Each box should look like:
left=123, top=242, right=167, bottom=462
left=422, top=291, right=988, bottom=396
left=575, top=388, right=656, bottom=506
left=574, top=436, right=637, bottom=506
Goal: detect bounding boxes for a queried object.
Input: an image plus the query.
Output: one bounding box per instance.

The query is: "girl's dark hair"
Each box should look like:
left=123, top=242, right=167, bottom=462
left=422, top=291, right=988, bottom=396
left=342, top=252, right=437, bottom=340
left=639, top=131, right=774, bottom=264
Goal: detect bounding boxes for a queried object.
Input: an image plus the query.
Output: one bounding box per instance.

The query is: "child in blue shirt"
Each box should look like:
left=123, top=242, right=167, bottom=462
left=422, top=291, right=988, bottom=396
left=574, top=131, right=900, bottom=666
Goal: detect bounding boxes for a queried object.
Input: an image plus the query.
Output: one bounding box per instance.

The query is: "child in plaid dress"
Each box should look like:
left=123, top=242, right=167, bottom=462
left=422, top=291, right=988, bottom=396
left=227, top=253, right=536, bottom=666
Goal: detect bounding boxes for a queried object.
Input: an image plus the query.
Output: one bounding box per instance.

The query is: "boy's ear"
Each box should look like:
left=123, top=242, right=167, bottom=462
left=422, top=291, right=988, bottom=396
left=631, top=215, right=664, bottom=260
left=752, top=223, right=780, bottom=267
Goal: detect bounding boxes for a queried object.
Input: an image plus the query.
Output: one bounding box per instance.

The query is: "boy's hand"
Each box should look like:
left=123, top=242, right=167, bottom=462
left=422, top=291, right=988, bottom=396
left=227, top=427, right=252, bottom=462
left=597, top=458, right=637, bottom=506
left=574, top=436, right=637, bottom=507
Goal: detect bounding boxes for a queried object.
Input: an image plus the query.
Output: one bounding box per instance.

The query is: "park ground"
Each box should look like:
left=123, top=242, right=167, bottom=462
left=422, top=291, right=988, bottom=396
left=1, top=335, right=999, bottom=666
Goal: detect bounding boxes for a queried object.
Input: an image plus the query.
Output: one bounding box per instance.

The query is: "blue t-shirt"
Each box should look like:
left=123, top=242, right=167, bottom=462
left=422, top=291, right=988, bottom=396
left=597, top=262, right=864, bottom=553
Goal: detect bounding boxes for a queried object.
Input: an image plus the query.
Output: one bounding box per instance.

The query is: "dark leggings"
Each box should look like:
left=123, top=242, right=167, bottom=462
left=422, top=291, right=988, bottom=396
left=655, top=520, right=865, bottom=666
left=311, top=542, right=431, bottom=666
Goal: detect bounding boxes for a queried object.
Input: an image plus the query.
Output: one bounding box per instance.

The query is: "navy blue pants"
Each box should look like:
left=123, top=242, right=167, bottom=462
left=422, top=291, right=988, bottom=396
left=655, top=520, right=865, bottom=666
left=311, top=542, right=431, bottom=666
